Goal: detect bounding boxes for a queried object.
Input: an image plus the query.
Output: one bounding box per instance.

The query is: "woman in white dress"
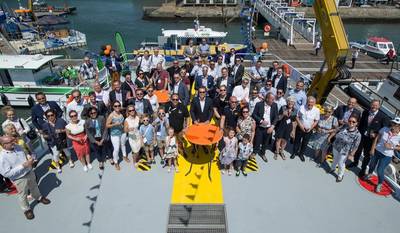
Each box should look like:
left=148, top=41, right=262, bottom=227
left=124, top=105, right=141, bottom=167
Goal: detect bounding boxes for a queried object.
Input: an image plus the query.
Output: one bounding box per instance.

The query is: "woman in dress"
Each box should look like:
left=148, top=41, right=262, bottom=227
left=1, top=106, right=31, bottom=142
left=220, top=128, right=238, bottom=176
left=42, top=109, right=72, bottom=172
left=309, top=105, right=338, bottom=164
left=165, top=127, right=179, bottom=173
left=363, top=117, right=400, bottom=192
left=236, top=106, right=256, bottom=143
left=124, top=105, right=141, bottom=167
left=106, top=101, right=128, bottom=170
left=274, top=96, right=297, bottom=160
left=135, top=70, right=150, bottom=90
left=66, top=110, right=91, bottom=172
left=328, top=116, right=361, bottom=182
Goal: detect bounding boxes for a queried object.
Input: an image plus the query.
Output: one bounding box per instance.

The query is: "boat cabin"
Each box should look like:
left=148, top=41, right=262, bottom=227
left=365, top=37, right=396, bottom=57
left=0, top=54, right=62, bottom=86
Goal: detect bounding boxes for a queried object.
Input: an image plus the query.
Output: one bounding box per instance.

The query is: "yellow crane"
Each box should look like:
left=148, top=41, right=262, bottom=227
left=307, top=0, right=350, bottom=103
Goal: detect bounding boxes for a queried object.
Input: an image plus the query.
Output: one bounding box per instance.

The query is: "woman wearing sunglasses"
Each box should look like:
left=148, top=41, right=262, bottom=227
left=84, top=107, right=109, bottom=170
left=328, top=116, right=361, bottom=182
left=106, top=101, right=128, bottom=170
left=42, top=109, right=72, bottom=172
left=124, top=105, right=141, bottom=167
left=66, top=110, right=91, bottom=172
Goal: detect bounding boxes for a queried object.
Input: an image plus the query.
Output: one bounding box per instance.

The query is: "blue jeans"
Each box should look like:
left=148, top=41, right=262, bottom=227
left=368, top=150, right=392, bottom=184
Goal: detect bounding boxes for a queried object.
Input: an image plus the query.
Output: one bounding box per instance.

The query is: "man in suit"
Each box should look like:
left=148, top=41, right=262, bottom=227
left=171, top=73, right=190, bottom=106
left=84, top=106, right=109, bottom=170
left=31, top=92, right=63, bottom=132
left=272, top=68, right=287, bottom=94
left=214, top=46, right=229, bottom=64
left=183, top=39, right=197, bottom=58
left=267, top=61, right=280, bottom=80
left=333, top=97, right=361, bottom=126
left=190, top=86, right=214, bottom=154
left=252, top=93, right=279, bottom=162
left=166, top=60, right=181, bottom=81
left=216, top=67, right=235, bottom=97
left=132, top=88, right=153, bottom=117
left=121, top=72, right=136, bottom=99
left=348, top=100, right=389, bottom=176
left=231, top=57, right=245, bottom=86
left=109, top=80, right=131, bottom=109
left=194, top=66, right=215, bottom=97
left=81, top=91, right=108, bottom=119
left=105, top=49, right=123, bottom=83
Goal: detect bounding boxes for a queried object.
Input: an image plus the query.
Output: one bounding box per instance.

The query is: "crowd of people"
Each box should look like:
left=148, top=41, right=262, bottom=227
left=1, top=45, right=399, bottom=220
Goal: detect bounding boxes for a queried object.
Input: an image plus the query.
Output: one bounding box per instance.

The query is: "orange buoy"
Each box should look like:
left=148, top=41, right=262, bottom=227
left=263, top=24, right=271, bottom=33
left=282, top=64, right=291, bottom=76
left=261, top=42, right=268, bottom=50
left=104, top=49, right=110, bottom=55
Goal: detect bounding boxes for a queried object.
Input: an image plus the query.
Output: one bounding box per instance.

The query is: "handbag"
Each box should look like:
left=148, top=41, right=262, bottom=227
left=19, top=119, right=38, bottom=140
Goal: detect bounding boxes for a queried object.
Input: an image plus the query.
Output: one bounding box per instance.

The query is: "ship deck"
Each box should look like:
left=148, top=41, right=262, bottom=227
left=1, top=146, right=399, bottom=233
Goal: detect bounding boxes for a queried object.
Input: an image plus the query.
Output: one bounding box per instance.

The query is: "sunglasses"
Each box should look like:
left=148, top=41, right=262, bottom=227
left=252, top=92, right=258, bottom=94
left=37, top=98, right=45, bottom=101
left=114, top=105, right=121, bottom=107
left=242, top=111, right=249, bottom=113
left=74, top=95, right=81, bottom=98
left=143, top=119, right=149, bottom=122
left=172, top=98, right=179, bottom=101
left=220, top=89, right=226, bottom=92
left=90, top=111, right=97, bottom=114
left=348, top=120, right=357, bottom=123
left=266, top=84, right=272, bottom=86
left=231, top=101, right=238, bottom=103
left=128, top=109, right=135, bottom=112
left=159, top=112, right=166, bottom=115
left=148, top=89, right=154, bottom=92
left=136, top=93, right=144, bottom=96
left=70, top=114, right=78, bottom=118
left=46, top=114, right=54, bottom=117
left=199, top=91, right=206, bottom=94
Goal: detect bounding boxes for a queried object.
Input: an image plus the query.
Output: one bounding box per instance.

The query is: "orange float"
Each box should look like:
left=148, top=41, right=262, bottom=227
left=185, top=123, right=223, bottom=146
left=104, top=49, right=110, bottom=55
left=261, top=42, right=268, bottom=49
left=154, top=90, right=170, bottom=104
left=282, top=64, right=291, bottom=76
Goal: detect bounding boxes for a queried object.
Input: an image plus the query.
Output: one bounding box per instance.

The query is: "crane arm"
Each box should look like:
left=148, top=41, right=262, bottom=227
left=307, top=0, right=350, bottom=103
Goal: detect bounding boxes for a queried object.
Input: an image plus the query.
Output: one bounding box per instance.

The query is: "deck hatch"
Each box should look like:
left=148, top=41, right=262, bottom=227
left=167, top=204, right=228, bottom=233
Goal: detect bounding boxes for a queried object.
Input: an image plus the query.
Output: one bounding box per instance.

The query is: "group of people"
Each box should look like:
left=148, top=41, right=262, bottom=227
left=1, top=45, right=399, bottom=220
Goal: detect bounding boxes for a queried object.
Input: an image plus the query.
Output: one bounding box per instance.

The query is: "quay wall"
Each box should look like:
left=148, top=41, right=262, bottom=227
left=143, top=5, right=400, bottom=22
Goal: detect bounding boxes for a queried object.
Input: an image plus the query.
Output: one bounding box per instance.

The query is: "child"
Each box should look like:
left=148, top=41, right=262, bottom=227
left=236, top=134, right=253, bottom=177
left=139, top=114, right=155, bottom=165
left=165, top=127, right=179, bottom=173
left=153, top=108, right=168, bottom=164
left=220, top=128, right=238, bottom=175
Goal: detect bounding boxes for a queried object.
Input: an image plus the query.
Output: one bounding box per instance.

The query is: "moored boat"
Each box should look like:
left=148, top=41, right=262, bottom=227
left=350, top=36, right=396, bottom=59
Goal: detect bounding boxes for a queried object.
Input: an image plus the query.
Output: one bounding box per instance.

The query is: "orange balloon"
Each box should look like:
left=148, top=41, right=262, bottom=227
left=104, top=49, right=110, bottom=55
left=106, top=45, right=112, bottom=50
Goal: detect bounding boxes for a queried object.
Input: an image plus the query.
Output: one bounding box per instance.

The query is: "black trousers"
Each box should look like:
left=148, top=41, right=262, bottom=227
left=0, top=174, right=11, bottom=191
left=353, top=134, right=374, bottom=174
left=253, top=126, right=273, bottom=156
left=90, top=138, right=112, bottom=162
left=293, top=126, right=312, bottom=156
left=235, top=159, right=248, bottom=171
left=351, top=58, right=356, bottom=69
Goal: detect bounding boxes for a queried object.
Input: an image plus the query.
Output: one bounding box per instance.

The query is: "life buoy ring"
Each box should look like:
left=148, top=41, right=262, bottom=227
left=263, top=24, right=271, bottom=33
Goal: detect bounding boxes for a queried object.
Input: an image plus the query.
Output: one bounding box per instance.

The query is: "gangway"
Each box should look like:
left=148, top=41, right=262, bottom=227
left=254, top=0, right=316, bottom=46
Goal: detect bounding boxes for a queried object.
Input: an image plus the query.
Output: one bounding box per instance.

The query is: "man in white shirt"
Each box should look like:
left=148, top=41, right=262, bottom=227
left=249, top=60, right=267, bottom=90
left=232, top=78, right=250, bottom=103
left=93, top=82, right=110, bottom=106
left=248, top=88, right=262, bottom=115
left=0, top=136, right=51, bottom=220
left=291, top=96, right=320, bottom=161
left=215, top=55, right=227, bottom=78
left=136, top=50, right=152, bottom=75
left=150, top=48, right=165, bottom=70
left=66, top=90, right=87, bottom=122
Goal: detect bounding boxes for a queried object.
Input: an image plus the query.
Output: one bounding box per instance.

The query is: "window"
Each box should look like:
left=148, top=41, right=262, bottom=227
left=388, top=43, right=394, bottom=49
left=394, top=87, right=400, bottom=102
left=367, top=41, right=377, bottom=47
left=378, top=43, right=387, bottom=49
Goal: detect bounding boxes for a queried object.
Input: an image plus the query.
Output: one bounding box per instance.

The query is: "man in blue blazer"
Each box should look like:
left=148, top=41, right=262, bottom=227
left=31, top=92, right=63, bottom=131
left=194, top=66, right=215, bottom=97
left=272, top=68, right=287, bottom=94
left=215, top=67, right=235, bottom=97
left=170, top=73, right=190, bottom=106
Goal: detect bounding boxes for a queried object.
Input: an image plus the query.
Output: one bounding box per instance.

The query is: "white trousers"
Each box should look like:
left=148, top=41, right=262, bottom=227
left=49, top=145, right=71, bottom=162
left=110, top=133, right=127, bottom=163
left=331, top=148, right=347, bottom=179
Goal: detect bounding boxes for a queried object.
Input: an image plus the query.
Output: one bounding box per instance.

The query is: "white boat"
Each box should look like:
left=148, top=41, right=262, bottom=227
left=0, top=54, right=108, bottom=107
left=350, top=36, right=396, bottom=59
left=134, top=20, right=247, bottom=61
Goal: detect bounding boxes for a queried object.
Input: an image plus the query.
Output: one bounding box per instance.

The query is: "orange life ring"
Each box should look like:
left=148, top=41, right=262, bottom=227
left=263, top=24, right=271, bottom=33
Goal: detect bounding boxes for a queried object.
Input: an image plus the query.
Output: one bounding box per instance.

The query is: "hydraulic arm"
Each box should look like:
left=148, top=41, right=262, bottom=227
left=307, top=0, right=350, bottom=103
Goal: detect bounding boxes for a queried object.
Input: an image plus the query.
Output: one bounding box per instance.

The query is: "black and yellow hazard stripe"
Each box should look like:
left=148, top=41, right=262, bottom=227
left=48, top=154, right=67, bottom=170
left=245, top=157, right=259, bottom=172
left=136, top=158, right=151, bottom=171
left=326, top=154, right=333, bottom=162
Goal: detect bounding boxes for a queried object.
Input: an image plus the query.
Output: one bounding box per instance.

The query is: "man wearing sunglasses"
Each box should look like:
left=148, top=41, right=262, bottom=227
left=31, top=92, right=63, bottom=132
left=170, top=74, right=190, bottom=106
left=66, top=90, right=87, bottom=122
left=165, top=93, right=190, bottom=157
left=81, top=91, right=108, bottom=119
left=272, top=67, right=287, bottom=94
left=132, top=89, right=153, bottom=117
left=109, top=80, right=132, bottom=109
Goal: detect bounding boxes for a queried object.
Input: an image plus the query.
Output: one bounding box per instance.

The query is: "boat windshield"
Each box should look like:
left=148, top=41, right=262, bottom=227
left=378, top=43, right=388, bottom=49
left=388, top=43, right=394, bottom=49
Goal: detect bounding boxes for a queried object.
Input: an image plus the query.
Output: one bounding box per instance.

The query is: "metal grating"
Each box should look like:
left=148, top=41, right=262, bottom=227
left=167, top=204, right=228, bottom=233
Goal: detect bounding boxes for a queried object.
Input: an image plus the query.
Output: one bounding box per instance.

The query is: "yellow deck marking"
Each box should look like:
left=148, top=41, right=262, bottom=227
left=245, top=157, right=259, bottom=172
left=136, top=158, right=151, bottom=171
left=171, top=145, right=223, bottom=204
